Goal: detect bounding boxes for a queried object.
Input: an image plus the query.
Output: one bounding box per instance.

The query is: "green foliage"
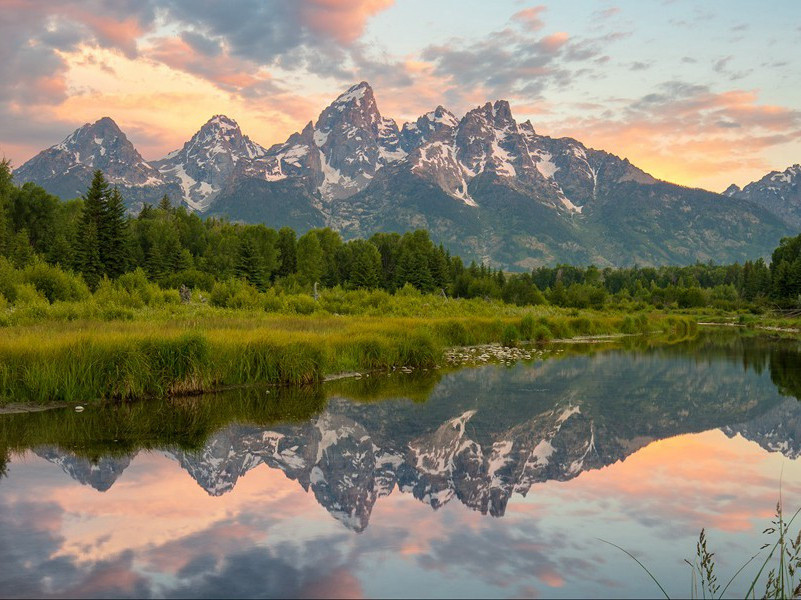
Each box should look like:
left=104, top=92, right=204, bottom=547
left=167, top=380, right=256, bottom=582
left=501, top=324, right=520, bottom=347
left=210, top=278, right=262, bottom=309
left=21, top=259, right=90, bottom=303
left=2, top=166, right=801, bottom=320
left=296, top=231, right=323, bottom=286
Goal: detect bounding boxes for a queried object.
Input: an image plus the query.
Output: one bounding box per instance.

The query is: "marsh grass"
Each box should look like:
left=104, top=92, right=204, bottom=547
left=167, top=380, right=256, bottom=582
left=0, top=300, right=698, bottom=405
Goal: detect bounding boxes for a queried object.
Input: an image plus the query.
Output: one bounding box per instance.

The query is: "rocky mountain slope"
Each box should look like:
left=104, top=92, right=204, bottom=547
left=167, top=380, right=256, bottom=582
left=13, top=117, right=180, bottom=208
left=14, top=83, right=795, bottom=268
left=725, top=164, right=801, bottom=229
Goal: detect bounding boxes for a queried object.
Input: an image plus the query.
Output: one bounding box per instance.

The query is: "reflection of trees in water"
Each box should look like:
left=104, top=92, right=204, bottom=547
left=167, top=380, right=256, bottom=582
left=0, top=447, right=8, bottom=479
left=656, top=331, right=801, bottom=401
left=770, top=348, right=801, bottom=400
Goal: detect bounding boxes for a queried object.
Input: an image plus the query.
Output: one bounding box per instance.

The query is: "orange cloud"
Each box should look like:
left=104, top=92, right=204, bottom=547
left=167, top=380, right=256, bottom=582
left=543, top=85, right=801, bottom=189
left=541, top=32, right=570, bottom=52
left=299, top=0, right=395, bottom=44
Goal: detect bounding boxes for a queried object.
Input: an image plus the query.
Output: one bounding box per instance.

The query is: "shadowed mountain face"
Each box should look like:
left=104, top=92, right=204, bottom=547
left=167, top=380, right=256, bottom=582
left=14, top=333, right=801, bottom=533
left=13, top=83, right=794, bottom=268
left=726, top=164, right=801, bottom=229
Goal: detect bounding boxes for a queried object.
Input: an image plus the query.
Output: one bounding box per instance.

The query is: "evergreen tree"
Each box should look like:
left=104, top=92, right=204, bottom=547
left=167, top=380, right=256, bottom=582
left=349, top=240, right=381, bottom=289
left=236, top=236, right=266, bottom=289
left=76, top=171, right=109, bottom=287
left=9, top=229, right=34, bottom=268
left=158, top=194, right=172, bottom=213
left=102, top=187, right=130, bottom=278
left=78, top=221, right=103, bottom=289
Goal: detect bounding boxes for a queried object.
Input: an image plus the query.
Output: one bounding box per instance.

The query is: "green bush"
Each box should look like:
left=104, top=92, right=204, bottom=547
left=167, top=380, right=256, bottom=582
left=532, top=324, right=553, bottom=342
left=14, top=283, right=47, bottom=306
left=210, top=279, right=261, bottom=309
left=501, top=324, right=520, bottom=347
left=116, top=269, right=157, bottom=305
left=22, top=260, right=90, bottom=303
left=519, top=314, right=536, bottom=339
left=161, top=269, right=216, bottom=292
left=262, top=289, right=284, bottom=313
left=0, top=258, right=20, bottom=302
left=285, top=294, right=317, bottom=315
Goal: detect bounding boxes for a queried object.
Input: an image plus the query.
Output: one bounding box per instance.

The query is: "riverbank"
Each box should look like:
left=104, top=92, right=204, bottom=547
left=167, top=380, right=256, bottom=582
left=0, top=305, right=698, bottom=406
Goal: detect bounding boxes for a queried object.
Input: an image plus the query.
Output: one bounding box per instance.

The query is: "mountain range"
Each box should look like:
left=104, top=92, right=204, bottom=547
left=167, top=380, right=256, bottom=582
left=13, top=82, right=799, bottom=269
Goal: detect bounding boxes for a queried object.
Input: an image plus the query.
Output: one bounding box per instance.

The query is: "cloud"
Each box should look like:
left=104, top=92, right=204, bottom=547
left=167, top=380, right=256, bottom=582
left=593, top=7, right=621, bottom=20
left=546, top=80, right=801, bottom=188
left=512, top=6, right=548, bottom=32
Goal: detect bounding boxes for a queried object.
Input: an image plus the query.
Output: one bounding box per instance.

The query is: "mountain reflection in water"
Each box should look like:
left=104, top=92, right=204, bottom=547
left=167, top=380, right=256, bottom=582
left=1, top=331, right=801, bottom=598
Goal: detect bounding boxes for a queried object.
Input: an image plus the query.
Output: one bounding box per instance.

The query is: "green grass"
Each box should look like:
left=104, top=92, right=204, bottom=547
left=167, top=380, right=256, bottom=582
left=0, top=298, right=701, bottom=406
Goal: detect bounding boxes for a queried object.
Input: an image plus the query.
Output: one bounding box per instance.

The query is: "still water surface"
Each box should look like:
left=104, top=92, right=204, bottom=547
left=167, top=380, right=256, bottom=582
left=2, top=332, right=801, bottom=598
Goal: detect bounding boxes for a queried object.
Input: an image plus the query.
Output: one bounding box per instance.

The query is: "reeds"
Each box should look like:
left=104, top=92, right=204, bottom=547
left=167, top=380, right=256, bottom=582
left=606, top=495, right=801, bottom=599
left=0, top=304, right=697, bottom=405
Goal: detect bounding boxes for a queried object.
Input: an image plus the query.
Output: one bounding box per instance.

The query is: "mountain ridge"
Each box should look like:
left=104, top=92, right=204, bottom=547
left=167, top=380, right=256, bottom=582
left=13, top=82, right=797, bottom=268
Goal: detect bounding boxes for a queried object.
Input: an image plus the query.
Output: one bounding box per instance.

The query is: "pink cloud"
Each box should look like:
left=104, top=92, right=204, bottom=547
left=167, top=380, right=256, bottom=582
left=512, top=6, right=548, bottom=32
left=540, top=32, right=570, bottom=52
left=299, top=0, right=395, bottom=44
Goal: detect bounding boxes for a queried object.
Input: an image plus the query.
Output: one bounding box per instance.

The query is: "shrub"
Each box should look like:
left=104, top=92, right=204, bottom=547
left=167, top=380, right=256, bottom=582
left=285, top=294, right=317, bottom=315
left=116, top=269, right=157, bottom=305
left=262, top=289, right=284, bottom=313
left=501, top=324, right=520, bottom=347
left=22, top=261, right=90, bottom=303
left=0, top=258, right=20, bottom=302
left=532, top=324, right=553, bottom=342
left=161, top=269, right=216, bottom=292
left=210, top=279, right=261, bottom=309
left=14, top=283, right=47, bottom=306
left=519, top=314, right=536, bottom=339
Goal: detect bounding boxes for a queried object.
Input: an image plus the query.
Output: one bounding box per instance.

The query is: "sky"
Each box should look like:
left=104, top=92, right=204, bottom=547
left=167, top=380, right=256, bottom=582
left=0, top=0, right=799, bottom=191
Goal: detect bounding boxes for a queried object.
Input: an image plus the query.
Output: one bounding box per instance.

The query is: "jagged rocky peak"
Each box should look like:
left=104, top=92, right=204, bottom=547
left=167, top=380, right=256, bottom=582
left=153, top=114, right=268, bottom=211
left=162, top=114, right=266, bottom=163
left=14, top=116, right=163, bottom=189
left=724, top=183, right=742, bottom=196
left=311, top=81, right=407, bottom=200
left=400, top=105, right=459, bottom=151
left=726, top=162, right=801, bottom=228
left=317, top=81, right=381, bottom=131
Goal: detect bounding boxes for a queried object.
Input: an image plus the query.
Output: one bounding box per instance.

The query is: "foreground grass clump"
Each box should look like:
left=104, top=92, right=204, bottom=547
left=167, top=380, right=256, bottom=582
left=0, top=298, right=697, bottom=405
left=607, top=496, right=801, bottom=599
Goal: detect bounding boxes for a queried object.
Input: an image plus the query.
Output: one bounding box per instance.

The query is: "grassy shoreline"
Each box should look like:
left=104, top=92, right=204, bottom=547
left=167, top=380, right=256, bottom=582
left=0, top=303, right=700, bottom=406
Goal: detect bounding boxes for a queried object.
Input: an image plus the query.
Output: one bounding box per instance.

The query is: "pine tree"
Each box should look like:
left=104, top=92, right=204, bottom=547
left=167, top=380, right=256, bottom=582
left=158, top=194, right=172, bottom=213
left=79, top=221, right=103, bottom=289
left=76, top=171, right=109, bottom=287
left=236, top=236, right=266, bottom=289
left=102, top=187, right=130, bottom=278
left=349, top=240, right=381, bottom=289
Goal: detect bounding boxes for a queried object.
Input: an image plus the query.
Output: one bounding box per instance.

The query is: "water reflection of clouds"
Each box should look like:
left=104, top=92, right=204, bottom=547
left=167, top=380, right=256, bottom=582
left=3, top=431, right=801, bottom=597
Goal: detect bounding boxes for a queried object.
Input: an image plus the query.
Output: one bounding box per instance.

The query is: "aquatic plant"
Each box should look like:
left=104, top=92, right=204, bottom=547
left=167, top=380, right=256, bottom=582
left=605, top=496, right=801, bottom=599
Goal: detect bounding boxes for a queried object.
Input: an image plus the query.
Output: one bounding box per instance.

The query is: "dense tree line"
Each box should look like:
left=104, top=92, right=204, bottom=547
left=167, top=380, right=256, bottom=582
left=1, top=162, right=800, bottom=309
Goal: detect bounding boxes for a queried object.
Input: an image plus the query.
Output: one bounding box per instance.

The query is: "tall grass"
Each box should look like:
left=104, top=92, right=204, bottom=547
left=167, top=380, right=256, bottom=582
left=606, top=496, right=801, bottom=599
left=0, top=302, right=698, bottom=405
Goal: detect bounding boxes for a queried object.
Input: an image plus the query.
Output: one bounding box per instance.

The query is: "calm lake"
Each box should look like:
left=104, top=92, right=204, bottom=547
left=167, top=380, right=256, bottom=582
left=2, top=331, right=801, bottom=598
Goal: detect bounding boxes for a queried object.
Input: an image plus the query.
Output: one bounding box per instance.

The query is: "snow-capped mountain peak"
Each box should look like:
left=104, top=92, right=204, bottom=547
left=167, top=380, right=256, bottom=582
left=727, top=162, right=801, bottom=228
left=152, top=114, right=268, bottom=211
left=14, top=116, right=165, bottom=195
